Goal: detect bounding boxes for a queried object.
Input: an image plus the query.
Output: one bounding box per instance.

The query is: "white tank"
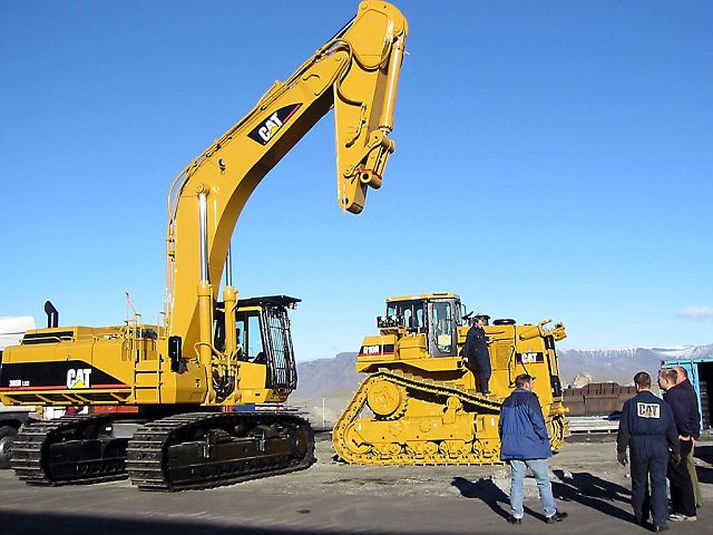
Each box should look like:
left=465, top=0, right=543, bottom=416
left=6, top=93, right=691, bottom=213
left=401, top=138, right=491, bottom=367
left=0, top=316, right=35, bottom=351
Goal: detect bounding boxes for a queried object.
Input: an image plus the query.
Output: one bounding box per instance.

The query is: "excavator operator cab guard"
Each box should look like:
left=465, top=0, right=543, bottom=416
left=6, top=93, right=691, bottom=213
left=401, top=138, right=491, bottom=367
left=213, top=295, right=300, bottom=390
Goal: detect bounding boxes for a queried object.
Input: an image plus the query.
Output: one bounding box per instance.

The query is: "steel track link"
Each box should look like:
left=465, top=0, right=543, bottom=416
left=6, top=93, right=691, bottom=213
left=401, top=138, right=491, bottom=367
left=334, top=369, right=566, bottom=466
left=333, top=369, right=502, bottom=465
left=126, top=411, right=315, bottom=491
left=11, top=414, right=129, bottom=486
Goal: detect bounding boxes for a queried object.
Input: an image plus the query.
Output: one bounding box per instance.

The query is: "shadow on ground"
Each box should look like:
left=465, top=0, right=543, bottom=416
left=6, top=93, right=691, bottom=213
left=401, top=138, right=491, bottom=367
left=0, top=511, right=388, bottom=535
left=451, top=470, right=636, bottom=525
left=451, top=476, right=546, bottom=521
left=552, top=470, right=635, bottom=523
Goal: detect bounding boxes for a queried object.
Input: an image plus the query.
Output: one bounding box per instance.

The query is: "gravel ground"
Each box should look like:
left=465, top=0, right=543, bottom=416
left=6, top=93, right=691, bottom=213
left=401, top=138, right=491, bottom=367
left=0, top=433, right=710, bottom=534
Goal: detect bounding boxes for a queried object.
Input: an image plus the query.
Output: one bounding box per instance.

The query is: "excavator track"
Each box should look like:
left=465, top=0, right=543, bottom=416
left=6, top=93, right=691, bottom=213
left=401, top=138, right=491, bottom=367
left=11, top=414, right=130, bottom=486
left=126, top=411, right=315, bottom=491
left=333, top=369, right=567, bottom=465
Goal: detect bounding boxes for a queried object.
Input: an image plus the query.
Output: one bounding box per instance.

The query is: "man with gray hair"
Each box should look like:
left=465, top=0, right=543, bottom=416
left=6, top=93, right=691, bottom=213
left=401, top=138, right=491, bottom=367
left=671, top=365, right=702, bottom=509
left=658, top=368, right=697, bottom=522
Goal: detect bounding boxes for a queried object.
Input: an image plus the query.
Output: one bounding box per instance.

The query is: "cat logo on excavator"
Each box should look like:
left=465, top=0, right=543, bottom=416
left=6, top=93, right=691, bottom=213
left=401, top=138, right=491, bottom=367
left=248, top=104, right=302, bottom=145
left=66, top=368, right=92, bottom=389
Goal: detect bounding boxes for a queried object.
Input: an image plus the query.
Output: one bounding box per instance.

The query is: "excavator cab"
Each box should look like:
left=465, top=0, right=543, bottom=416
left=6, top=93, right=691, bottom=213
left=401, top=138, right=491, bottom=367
left=213, top=295, right=299, bottom=391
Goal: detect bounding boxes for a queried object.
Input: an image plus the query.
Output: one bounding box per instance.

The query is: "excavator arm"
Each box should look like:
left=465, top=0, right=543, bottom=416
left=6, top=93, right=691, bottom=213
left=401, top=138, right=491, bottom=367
left=164, top=1, right=408, bottom=401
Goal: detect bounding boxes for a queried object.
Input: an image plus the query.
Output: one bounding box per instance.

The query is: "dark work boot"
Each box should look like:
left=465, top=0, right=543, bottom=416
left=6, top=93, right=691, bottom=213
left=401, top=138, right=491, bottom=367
left=545, top=511, right=568, bottom=523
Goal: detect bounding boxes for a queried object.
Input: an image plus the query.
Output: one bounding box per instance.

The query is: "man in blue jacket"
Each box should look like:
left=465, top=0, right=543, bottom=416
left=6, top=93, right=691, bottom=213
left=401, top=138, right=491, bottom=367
left=618, top=371, right=680, bottom=532
left=499, top=373, right=567, bottom=525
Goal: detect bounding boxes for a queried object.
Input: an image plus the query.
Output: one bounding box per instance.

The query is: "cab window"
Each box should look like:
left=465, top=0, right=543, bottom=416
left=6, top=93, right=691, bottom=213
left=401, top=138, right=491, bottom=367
left=235, top=312, right=265, bottom=364
left=386, top=300, right=424, bottom=331
left=248, top=315, right=265, bottom=363
left=432, top=301, right=453, bottom=353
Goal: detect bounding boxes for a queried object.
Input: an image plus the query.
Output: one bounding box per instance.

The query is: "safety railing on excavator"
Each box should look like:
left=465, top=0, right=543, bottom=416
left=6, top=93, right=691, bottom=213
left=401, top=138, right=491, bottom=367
left=123, top=314, right=160, bottom=362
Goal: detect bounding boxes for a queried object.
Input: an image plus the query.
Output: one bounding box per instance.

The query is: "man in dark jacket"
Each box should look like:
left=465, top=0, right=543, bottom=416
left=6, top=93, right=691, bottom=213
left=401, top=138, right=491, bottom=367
left=617, top=371, right=680, bottom=532
left=658, top=368, right=697, bottom=522
left=463, top=315, right=492, bottom=394
left=499, top=374, right=567, bottom=525
left=672, top=365, right=702, bottom=509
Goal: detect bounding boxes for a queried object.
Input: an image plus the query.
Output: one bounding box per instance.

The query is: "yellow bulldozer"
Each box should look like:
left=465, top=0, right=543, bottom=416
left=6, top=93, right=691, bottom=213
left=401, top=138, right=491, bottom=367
left=0, top=1, right=408, bottom=491
left=333, top=293, right=569, bottom=465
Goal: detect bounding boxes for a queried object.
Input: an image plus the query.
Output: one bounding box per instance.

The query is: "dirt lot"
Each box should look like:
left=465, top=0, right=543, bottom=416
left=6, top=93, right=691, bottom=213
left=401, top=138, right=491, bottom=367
left=0, top=434, right=710, bottom=535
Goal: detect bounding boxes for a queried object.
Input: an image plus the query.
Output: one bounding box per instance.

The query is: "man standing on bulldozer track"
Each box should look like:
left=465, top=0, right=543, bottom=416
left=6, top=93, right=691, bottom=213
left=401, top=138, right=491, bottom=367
left=463, top=315, right=492, bottom=395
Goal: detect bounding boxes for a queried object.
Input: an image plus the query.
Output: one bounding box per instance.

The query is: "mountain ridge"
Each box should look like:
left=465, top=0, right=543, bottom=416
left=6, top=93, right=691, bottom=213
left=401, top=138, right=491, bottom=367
left=293, top=343, right=713, bottom=402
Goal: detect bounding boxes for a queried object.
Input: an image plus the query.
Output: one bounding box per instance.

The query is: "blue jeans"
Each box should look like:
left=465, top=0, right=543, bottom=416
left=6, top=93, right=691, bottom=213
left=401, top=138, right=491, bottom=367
left=509, top=459, right=557, bottom=519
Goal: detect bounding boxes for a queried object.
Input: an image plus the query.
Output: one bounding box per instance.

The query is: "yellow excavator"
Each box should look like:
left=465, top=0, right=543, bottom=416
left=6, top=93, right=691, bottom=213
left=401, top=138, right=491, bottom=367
left=333, top=293, right=569, bottom=465
left=0, top=1, right=408, bottom=491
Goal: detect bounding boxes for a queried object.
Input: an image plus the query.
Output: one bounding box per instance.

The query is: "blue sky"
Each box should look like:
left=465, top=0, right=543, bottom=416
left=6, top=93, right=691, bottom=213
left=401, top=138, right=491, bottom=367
left=1, top=1, right=711, bottom=359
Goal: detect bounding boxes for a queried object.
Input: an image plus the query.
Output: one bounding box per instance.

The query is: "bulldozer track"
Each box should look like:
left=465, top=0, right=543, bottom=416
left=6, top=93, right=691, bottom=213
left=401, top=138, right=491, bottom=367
left=126, top=411, right=315, bottom=491
left=11, top=414, right=129, bottom=486
left=333, top=368, right=567, bottom=466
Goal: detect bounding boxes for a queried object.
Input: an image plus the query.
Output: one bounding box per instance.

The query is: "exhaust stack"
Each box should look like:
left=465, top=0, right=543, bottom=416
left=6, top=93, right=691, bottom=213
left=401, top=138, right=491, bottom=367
left=44, top=301, right=59, bottom=328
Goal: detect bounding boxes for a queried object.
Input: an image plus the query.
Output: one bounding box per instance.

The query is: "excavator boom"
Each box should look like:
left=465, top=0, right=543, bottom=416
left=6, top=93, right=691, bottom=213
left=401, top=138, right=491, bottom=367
left=165, top=2, right=408, bottom=380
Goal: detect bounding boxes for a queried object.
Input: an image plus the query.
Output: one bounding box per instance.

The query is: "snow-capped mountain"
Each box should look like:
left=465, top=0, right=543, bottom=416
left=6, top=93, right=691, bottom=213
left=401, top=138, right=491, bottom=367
left=557, top=344, right=713, bottom=384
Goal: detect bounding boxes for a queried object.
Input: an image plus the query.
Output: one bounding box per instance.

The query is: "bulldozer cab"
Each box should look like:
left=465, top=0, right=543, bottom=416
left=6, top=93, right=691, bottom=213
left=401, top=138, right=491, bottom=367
left=384, top=294, right=462, bottom=358
left=214, top=295, right=299, bottom=390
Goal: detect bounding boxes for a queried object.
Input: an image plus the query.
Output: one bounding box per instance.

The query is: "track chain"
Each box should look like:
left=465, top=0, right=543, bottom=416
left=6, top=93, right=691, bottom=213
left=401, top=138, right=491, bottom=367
left=333, top=369, right=567, bottom=466
left=11, top=414, right=128, bottom=486
left=126, top=411, right=315, bottom=491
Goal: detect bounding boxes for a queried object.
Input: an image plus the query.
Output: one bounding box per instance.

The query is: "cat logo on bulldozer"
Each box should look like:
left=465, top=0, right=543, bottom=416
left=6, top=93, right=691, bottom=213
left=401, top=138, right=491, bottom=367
left=67, top=368, right=92, bottom=389
left=247, top=104, right=302, bottom=145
